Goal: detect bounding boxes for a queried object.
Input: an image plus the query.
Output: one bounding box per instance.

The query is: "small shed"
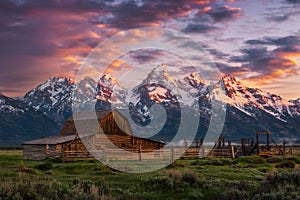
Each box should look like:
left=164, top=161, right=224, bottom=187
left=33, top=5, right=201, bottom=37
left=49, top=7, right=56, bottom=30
left=23, top=135, right=78, bottom=160
left=23, top=110, right=164, bottom=161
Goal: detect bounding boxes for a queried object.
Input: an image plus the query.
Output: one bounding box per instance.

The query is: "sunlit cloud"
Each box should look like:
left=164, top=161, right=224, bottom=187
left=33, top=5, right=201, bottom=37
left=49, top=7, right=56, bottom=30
left=0, top=0, right=299, bottom=100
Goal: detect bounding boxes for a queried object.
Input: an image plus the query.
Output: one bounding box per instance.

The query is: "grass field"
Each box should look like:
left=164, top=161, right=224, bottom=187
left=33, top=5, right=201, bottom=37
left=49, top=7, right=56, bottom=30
left=1, top=150, right=300, bottom=200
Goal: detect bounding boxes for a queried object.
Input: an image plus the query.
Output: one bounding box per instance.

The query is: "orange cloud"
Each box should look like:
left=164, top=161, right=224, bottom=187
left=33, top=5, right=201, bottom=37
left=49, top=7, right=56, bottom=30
left=277, top=52, right=300, bottom=66
left=245, top=67, right=297, bottom=86
left=104, top=59, right=134, bottom=75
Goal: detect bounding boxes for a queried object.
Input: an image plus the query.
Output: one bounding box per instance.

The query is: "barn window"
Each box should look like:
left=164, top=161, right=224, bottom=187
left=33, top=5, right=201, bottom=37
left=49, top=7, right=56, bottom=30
left=121, top=143, right=125, bottom=148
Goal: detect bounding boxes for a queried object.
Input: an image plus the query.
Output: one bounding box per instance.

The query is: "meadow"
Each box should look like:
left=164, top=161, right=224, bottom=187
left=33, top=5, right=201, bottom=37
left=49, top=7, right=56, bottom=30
left=1, top=150, right=300, bottom=200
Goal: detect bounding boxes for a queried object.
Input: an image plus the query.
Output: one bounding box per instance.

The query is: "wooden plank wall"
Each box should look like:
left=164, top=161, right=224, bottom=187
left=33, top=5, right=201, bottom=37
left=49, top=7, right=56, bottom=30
left=23, top=145, right=47, bottom=160
left=100, top=112, right=130, bottom=135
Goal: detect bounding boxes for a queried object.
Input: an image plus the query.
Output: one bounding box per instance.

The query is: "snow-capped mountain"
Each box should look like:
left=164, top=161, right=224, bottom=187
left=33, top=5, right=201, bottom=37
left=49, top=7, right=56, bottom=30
left=89, top=65, right=300, bottom=141
left=0, top=94, right=59, bottom=145
left=72, top=76, right=98, bottom=112
left=0, top=94, right=26, bottom=114
left=289, top=98, right=300, bottom=106
left=125, top=65, right=208, bottom=110
left=222, top=75, right=300, bottom=122
left=126, top=66, right=182, bottom=129
left=95, top=74, right=126, bottom=110
left=24, top=76, right=99, bottom=125
left=2, top=63, right=300, bottom=144
left=23, top=74, right=125, bottom=125
left=24, top=77, right=75, bottom=125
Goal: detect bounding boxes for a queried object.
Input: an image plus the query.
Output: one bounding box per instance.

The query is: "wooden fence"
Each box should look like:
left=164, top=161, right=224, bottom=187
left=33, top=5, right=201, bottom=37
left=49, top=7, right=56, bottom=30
left=62, top=146, right=236, bottom=162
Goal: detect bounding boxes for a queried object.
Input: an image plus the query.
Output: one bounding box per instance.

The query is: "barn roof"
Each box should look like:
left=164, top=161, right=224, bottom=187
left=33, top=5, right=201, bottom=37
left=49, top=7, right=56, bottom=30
left=23, top=135, right=77, bottom=145
left=60, top=110, right=112, bottom=135
left=24, top=109, right=165, bottom=145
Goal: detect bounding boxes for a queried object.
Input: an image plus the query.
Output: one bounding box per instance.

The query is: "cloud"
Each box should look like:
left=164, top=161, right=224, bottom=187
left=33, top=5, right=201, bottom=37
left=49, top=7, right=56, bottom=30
left=264, top=2, right=300, bottom=22
left=129, top=49, right=165, bottom=64
left=241, top=57, right=296, bottom=75
left=286, top=0, right=300, bottom=4
left=204, top=47, right=230, bottom=60
left=229, top=39, right=299, bottom=83
left=180, top=4, right=242, bottom=34
left=0, top=0, right=251, bottom=97
left=215, top=62, right=248, bottom=75
left=267, top=14, right=290, bottom=22
left=207, top=5, right=242, bottom=22
left=230, top=47, right=270, bottom=62
left=89, top=0, right=197, bottom=29
left=182, top=23, right=218, bottom=33
left=245, top=35, right=300, bottom=46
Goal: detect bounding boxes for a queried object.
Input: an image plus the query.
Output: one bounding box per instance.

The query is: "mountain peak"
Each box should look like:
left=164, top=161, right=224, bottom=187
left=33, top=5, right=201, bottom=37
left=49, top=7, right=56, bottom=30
left=142, top=64, right=175, bottom=86
left=183, top=72, right=205, bottom=90
left=222, top=74, right=239, bottom=84
left=289, top=98, right=300, bottom=105
left=150, top=64, right=168, bottom=75
left=99, top=74, right=118, bottom=88
left=50, top=76, right=73, bottom=83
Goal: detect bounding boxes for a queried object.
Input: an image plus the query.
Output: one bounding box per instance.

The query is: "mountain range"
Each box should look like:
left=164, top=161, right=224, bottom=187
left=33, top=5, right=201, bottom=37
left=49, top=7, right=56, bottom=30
left=1, top=64, right=300, bottom=145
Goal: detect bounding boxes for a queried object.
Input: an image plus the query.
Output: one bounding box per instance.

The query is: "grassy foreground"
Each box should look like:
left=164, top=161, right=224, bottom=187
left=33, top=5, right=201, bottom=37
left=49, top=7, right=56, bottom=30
left=1, top=150, right=300, bottom=200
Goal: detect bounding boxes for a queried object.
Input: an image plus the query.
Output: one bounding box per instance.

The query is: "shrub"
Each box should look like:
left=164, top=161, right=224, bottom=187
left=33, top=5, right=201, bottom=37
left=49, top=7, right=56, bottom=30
left=182, top=170, right=199, bottom=185
left=0, top=179, right=113, bottom=200
left=221, top=189, right=250, bottom=200
left=166, top=160, right=187, bottom=169
left=275, top=160, right=296, bottom=168
left=190, top=159, right=209, bottom=166
left=258, top=167, right=270, bottom=173
left=236, top=156, right=266, bottom=164
left=167, top=170, right=183, bottom=190
left=264, top=169, right=300, bottom=190
left=186, top=190, right=205, bottom=200
left=47, top=157, right=63, bottom=163
left=142, top=169, right=201, bottom=192
left=266, top=156, right=285, bottom=163
left=94, top=178, right=110, bottom=196
left=287, top=156, right=300, bottom=164
left=63, top=164, right=86, bottom=174
left=34, top=162, right=53, bottom=171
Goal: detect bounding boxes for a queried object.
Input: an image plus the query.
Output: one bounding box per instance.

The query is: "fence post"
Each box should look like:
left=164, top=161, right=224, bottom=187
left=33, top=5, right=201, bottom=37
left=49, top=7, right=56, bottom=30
left=171, top=145, right=174, bottom=162
left=231, top=146, right=235, bottom=159
left=201, top=145, right=205, bottom=158
left=138, top=145, right=142, bottom=161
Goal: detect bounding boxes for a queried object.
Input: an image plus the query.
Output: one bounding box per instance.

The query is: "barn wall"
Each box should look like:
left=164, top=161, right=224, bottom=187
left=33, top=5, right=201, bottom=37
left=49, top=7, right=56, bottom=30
left=100, top=112, right=131, bottom=135
left=47, top=144, right=64, bottom=157
left=64, top=139, right=87, bottom=152
left=94, top=134, right=163, bottom=151
left=62, top=139, right=93, bottom=161
left=98, top=111, right=164, bottom=151
left=23, top=145, right=47, bottom=160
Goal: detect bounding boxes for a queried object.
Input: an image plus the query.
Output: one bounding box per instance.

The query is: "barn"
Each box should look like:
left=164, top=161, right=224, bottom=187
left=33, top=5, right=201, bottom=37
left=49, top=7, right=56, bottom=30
left=22, top=110, right=164, bottom=161
left=22, top=134, right=86, bottom=160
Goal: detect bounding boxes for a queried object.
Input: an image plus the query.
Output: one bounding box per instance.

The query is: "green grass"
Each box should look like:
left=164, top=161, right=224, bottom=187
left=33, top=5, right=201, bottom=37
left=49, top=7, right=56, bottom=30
left=0, top=150, right=300, bottom=200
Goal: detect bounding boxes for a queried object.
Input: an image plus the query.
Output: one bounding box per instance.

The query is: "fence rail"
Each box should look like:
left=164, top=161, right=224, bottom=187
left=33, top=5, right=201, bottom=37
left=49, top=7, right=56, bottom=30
left=62, top=146, right=236, bottom=162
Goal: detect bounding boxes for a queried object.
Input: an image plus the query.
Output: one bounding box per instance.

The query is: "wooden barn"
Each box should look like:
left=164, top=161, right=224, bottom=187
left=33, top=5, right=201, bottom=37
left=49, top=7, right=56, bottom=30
left=22, top=134, right=87, bottom=160
left=23, top=110, right=164, bottom=161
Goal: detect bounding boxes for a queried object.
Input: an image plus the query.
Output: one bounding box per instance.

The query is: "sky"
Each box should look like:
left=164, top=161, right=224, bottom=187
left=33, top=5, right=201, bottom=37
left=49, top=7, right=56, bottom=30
left=0, top=0, right=300, bottom=100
